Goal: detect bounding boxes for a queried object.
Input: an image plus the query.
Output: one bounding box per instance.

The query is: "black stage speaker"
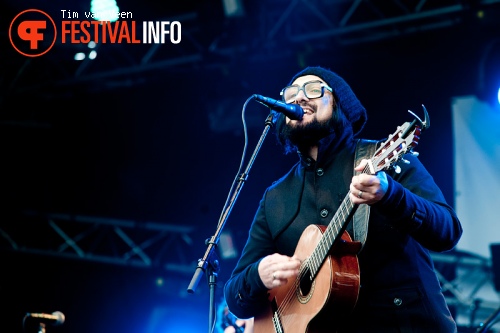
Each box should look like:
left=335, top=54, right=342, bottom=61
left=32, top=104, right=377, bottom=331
left=490, top=243, right=500, bottom=292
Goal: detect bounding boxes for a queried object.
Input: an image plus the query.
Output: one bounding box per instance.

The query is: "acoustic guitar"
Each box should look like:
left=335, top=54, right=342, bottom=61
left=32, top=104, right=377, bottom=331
left=254, top=107, right=429, bottom=333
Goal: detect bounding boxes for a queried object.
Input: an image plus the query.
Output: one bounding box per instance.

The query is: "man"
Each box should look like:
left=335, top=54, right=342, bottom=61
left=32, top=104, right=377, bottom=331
left=223, top=66, right=463, bottom=332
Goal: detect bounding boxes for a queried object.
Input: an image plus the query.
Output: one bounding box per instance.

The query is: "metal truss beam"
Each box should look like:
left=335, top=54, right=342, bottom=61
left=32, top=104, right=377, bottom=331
left=210, top=0, right=500, bottom=54
left=3, top=12, right=203, bottom=99
left=3, top=0, right=500, bottom=101
left=66, top=12, right=203, bottom=82
left=431, top=251, right=500, bottom=327
left=0, top=211, right=197, bottom=274
left=299, top=0, right=461, bottom=40
left=7, top=0, right=500, bottom=91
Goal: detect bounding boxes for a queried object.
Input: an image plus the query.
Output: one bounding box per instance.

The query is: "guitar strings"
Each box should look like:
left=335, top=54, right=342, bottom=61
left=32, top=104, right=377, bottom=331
left=272, top=162, right=371, bottom=330
left=273, top=198, right=354, bottom=329
left=274, top=257, right=310, bottom=329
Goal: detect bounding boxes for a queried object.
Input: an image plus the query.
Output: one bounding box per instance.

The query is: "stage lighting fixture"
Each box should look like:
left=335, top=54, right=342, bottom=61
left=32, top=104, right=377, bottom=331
left=222, top=0, right=245, bottom=18
left=74, top=52, right=85, bottom=61
left=90, top=0, right=120, bottom=22
left=477, top=40, right=500, bottom=108
left=73, top=42, right=97, bottom=61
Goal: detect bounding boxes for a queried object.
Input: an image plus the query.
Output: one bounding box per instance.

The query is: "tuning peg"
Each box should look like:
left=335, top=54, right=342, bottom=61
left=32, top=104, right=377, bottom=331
left=410, top=151, right=419, bottom=157
left=393, top=165, right=401, bottom=174
left=401, top=158, right=410, bottom=164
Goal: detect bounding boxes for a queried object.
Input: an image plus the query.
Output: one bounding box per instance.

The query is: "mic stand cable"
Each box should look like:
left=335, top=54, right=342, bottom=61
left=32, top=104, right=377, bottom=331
left=187, top=95, right=279, bottom=333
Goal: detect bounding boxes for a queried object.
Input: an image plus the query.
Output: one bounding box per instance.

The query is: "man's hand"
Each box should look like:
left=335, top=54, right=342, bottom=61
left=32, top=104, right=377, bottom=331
left=258, top=253, right=301, bottom=289
left=350, top=159, right=388, bottom=205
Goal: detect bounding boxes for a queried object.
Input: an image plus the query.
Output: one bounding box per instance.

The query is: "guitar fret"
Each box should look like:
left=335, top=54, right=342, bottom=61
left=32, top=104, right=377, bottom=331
left=310, top=194, right=354, bottom=277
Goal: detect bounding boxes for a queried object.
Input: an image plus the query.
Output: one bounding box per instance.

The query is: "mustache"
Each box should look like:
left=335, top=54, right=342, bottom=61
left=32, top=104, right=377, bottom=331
left=299, top=102, right=316, bottom=113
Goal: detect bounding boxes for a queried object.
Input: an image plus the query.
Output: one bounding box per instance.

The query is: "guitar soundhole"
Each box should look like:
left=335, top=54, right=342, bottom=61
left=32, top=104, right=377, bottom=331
left=297, top=269, right=315, bottom=303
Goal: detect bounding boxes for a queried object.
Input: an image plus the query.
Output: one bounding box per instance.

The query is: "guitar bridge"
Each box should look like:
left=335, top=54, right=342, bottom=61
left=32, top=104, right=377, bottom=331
left=271, top=298, right=284, bottom=333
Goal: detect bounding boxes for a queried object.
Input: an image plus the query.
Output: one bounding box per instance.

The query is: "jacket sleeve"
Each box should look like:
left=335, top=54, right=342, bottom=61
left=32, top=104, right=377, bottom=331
left=223, top=190, right=276, bottom=319
left=374, top=153, right=463, bottom=252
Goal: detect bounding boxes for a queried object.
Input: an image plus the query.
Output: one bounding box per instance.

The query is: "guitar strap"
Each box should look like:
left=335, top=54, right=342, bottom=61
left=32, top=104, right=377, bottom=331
left=348, top=138, right=379, bottom=250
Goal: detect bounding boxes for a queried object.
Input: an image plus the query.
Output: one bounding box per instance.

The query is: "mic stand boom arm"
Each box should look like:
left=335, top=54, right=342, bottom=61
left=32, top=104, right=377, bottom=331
left=187, top=111, right=278, bottom=333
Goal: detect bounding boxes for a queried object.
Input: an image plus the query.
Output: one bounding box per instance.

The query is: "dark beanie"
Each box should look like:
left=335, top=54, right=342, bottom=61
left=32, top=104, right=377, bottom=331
left=289, top=66, right=367, bottom=136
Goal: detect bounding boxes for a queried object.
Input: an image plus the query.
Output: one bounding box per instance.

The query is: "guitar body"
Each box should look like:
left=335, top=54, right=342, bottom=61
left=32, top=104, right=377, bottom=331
left=254, top=224, right=360, bottom=333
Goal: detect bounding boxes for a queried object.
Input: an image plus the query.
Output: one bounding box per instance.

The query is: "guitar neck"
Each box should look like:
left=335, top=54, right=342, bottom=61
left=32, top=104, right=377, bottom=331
left=308, top=194, right=358, bottom=279
left=305, top=117, right=425, bottom=280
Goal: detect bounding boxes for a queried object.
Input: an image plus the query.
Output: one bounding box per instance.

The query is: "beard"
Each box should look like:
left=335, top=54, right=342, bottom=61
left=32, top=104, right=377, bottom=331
left=281, top=116, right=335, bottom=152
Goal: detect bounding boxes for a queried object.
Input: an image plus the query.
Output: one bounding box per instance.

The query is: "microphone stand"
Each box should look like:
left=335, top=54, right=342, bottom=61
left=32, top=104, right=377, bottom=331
left=187, top=109, right=279, bottom=333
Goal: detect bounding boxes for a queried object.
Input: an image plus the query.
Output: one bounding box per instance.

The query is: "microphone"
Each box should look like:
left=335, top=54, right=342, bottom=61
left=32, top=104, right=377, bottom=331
left=253, top=94, right=304, bottom=120
left=26, top=311, right=65, bottom=326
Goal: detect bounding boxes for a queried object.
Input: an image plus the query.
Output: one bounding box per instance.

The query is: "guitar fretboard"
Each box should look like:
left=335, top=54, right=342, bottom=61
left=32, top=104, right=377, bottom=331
left=308, top=190, right=358, bottom=279
left=305, top=123, right=420, bottom=278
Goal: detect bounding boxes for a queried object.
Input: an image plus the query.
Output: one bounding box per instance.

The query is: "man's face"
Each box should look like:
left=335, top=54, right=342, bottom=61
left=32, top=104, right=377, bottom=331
left=285, top=75, right=334, bottom=127
left=280, top=74, right=338, bottom=149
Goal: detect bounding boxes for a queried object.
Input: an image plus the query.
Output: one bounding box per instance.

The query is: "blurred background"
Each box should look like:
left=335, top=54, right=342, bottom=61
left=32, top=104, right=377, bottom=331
left=1, top=0, right=500, bottom=332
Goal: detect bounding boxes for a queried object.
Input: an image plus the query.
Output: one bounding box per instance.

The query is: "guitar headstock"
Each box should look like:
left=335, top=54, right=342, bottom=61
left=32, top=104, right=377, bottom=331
left=370, top=105, right=430, bottom=174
